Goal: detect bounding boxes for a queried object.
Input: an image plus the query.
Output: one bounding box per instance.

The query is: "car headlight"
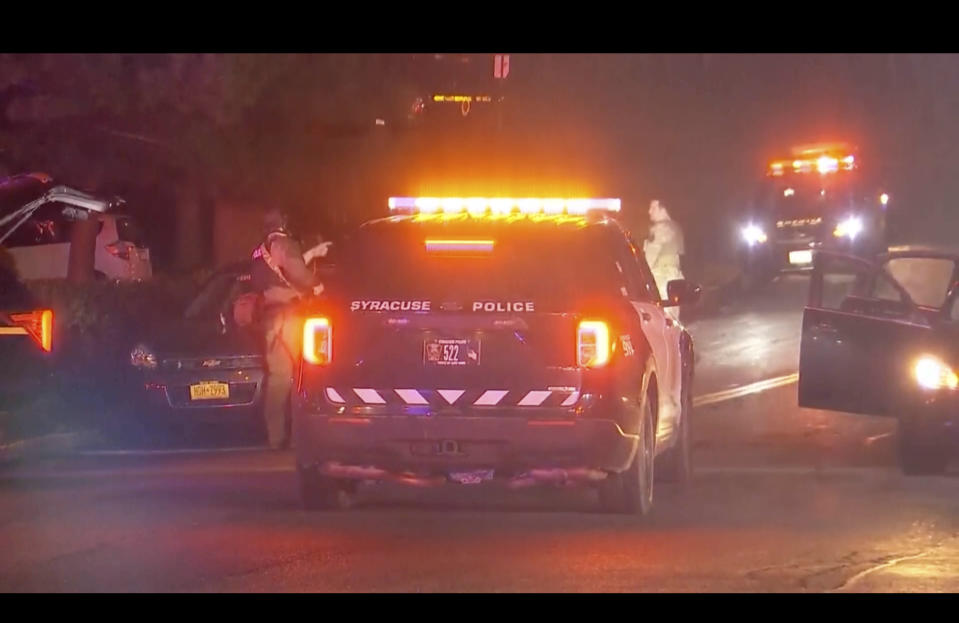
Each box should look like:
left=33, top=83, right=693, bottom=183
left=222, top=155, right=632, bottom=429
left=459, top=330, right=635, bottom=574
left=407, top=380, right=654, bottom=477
left=741, top=224, right=768, bottom=246
left=130, top=344, right=158, bottom=369
left=914, top=356, right=958, bottom=391
left=833, top=215, right=864, bottom=240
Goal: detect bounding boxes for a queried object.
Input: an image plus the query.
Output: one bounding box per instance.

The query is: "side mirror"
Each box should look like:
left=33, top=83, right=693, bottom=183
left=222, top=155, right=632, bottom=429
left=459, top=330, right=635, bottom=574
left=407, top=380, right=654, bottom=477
left=665, top=279, right=702, bottom=307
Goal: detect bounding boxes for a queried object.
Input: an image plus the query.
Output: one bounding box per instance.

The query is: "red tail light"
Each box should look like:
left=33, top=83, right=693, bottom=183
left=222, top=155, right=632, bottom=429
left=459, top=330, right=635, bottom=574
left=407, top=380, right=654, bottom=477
left=106, top=241, right=131, bottom=260
left=303, top=317, right=332, bottom=365
left=8, top=309, right=54, bottom=352
left=577, top=320, right=610, bottom=368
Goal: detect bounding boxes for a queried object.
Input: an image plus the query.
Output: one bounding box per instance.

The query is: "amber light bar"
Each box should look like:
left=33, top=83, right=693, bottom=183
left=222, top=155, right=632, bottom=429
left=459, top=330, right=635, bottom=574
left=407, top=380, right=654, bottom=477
left=769, top=153, right=856, bottom=176
left=388, top=197, right=621, bottom=216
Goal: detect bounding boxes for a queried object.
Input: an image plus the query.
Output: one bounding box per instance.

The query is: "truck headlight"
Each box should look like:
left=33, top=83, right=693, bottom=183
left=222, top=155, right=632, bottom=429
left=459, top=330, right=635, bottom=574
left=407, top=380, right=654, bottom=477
left=833, top=215, right=864, bottom=240
left=914, top=356, right=958, bottom=391
left=741, top=224, right=768, bottom=246
left=130, top=344, right=158, bottom=369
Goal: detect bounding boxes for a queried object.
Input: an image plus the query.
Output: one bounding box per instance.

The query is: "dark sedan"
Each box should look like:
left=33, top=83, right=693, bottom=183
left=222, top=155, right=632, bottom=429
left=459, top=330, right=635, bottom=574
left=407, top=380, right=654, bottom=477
left=124, top=264, right=266, bottom=438
left=798, top=247, right=959, bottom=474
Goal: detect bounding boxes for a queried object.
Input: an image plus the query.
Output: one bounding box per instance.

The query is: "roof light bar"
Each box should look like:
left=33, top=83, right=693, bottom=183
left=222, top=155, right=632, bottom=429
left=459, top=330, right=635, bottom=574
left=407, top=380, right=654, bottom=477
left=388, top=197, right=621, bottom=216
left=432, top=94, right=493, bottom=103
left=768, top=151, right=856, bottom=177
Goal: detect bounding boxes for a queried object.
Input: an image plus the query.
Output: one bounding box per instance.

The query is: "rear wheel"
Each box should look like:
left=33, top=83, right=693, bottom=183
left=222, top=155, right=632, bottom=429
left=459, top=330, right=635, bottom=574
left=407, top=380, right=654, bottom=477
left=599, top=390, right=655, bottom=515
left=298, top=464, right=352, bottom=511
left=656, top=367, right=693, bottom=486
left=898, top=419, right=949, bottom=476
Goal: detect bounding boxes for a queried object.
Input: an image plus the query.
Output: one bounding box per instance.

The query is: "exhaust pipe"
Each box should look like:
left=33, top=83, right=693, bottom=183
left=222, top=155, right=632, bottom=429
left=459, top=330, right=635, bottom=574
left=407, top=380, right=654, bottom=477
left=319, top=462, right=445, bottom=487
left=507, top=468, right=607, bottom=489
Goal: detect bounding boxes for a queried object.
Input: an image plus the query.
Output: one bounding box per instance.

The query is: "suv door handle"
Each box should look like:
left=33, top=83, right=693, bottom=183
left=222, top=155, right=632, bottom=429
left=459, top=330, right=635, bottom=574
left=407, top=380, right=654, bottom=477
left=640, top=311, right=652, bottom=322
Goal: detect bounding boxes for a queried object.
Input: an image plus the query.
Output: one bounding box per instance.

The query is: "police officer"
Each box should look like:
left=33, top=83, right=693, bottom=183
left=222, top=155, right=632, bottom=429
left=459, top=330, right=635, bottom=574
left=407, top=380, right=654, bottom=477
left=644, top=199, right=685, bottom=320
left=251, top=208, right=326, bottom=450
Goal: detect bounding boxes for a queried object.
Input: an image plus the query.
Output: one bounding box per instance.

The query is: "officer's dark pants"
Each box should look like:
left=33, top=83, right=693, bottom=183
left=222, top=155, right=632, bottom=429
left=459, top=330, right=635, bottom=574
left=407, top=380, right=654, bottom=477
left=262, top=305, right=301, bottom=449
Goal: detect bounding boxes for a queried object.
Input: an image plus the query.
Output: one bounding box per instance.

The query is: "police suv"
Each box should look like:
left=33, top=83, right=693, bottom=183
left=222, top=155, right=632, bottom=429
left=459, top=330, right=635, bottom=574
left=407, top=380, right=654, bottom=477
left=294, top=197, right=700, bottom=515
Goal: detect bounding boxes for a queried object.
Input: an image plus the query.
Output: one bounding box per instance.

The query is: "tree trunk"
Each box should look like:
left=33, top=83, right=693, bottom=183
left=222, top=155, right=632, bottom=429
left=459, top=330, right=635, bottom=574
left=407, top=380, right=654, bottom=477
left=213, top=197, right=261, bottom=267
left=66, top=216, right=99, bottom=284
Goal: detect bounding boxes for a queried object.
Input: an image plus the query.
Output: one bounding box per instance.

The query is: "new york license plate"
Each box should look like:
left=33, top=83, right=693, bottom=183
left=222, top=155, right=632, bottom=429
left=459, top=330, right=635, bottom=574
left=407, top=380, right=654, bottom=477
left=789, top=250, right=813, bottom=265
left=189, top=381, right=230, bottom=401
left=423, top=338, right=481, bottom=366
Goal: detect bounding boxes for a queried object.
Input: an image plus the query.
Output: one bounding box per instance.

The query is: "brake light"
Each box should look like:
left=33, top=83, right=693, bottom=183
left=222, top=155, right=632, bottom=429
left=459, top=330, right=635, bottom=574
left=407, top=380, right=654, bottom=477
left=425, top=239, right=495, bottom=255
left=7, top=309, right=54, bottom=352
left=106, top=241, right=131, bottom=260
left=303, top=317, right=332, bottom=365
left=577, top=320, right=610, bottom=368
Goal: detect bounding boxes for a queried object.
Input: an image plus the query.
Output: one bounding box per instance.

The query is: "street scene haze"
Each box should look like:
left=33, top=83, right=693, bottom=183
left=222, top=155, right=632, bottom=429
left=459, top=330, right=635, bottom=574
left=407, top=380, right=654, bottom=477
left=2, top=53, right=959, bottom=593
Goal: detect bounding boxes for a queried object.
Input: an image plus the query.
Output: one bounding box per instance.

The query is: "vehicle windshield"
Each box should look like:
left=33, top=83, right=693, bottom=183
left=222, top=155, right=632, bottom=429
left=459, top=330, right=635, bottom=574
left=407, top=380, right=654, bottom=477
left=183, top=269, right=250, bottom=321
left=758, top=172, right=875, bottom=219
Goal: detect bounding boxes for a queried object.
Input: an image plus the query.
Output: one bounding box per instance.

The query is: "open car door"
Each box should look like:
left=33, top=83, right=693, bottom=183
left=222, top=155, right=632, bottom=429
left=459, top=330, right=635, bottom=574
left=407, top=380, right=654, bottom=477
left=798, top=251, right=936, bottom=417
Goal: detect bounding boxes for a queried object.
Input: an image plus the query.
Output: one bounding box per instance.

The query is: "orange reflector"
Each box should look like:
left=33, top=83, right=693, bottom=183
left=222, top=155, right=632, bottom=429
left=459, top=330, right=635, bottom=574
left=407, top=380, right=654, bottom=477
left=303, top=317, right=332, bottom=365
left=8, top=309, right=53, bottom=352
left=40, top=309, right=52, bottom=352
left=577, top=320, right=610, bottom=368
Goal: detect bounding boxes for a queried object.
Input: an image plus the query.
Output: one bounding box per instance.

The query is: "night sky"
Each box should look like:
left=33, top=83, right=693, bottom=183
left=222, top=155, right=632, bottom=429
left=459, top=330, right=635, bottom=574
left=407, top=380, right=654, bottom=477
left=4, top=54, right=957, bottom=269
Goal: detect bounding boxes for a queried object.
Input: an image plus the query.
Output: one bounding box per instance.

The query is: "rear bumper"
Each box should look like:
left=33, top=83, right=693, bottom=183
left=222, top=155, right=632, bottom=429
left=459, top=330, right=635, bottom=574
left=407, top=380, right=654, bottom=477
left=742, top=237, right=874, bottom=273
left=294, top=412, right=638, bottom=475
left=134, top=368, right=265, bottom=424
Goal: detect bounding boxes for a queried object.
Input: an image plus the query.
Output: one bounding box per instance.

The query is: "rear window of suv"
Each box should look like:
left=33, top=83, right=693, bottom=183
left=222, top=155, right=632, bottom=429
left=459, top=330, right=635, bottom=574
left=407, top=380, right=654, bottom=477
left=339, top=223, right=627, bottom=302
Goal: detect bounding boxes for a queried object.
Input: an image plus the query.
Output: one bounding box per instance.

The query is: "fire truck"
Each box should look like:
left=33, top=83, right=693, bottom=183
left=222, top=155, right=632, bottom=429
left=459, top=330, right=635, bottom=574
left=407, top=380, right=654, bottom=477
left=738, top=143, right=890, bottom=290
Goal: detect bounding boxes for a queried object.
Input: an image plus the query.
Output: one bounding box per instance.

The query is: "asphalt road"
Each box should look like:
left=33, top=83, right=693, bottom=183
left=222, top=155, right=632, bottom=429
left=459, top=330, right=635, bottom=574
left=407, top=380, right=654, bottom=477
left=2, top=276, right=958, bottom=592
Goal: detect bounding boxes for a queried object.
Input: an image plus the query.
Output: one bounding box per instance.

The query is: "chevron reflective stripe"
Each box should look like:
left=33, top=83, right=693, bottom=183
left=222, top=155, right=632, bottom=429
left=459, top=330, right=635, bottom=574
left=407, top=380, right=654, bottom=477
left=437, top=389, right=465, bottom=405
left=517, top=390, right=552, bottom=406
left=561, top=391, right=580, bottom=406
left=395, top=389, right=429, bottom=405
left=354, top=388, right=386, bottom=404
left=473, top=390, right=509, bottom=406
left=327, top=387, right=579, bottom=407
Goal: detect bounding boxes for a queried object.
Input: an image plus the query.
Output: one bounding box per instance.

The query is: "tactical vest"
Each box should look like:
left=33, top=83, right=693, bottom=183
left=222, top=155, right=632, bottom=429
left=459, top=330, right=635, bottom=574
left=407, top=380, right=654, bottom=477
left=250, top=230, right=292, bottom=294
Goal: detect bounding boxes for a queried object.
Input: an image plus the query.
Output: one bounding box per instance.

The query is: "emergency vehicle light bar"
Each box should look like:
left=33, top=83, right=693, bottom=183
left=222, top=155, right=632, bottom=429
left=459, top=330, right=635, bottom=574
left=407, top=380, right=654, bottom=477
left=769, top=153, right=856, bottom=176
left=432, top=94, right=494, bottom=103
left=388, top=197, right=621, bottom=215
